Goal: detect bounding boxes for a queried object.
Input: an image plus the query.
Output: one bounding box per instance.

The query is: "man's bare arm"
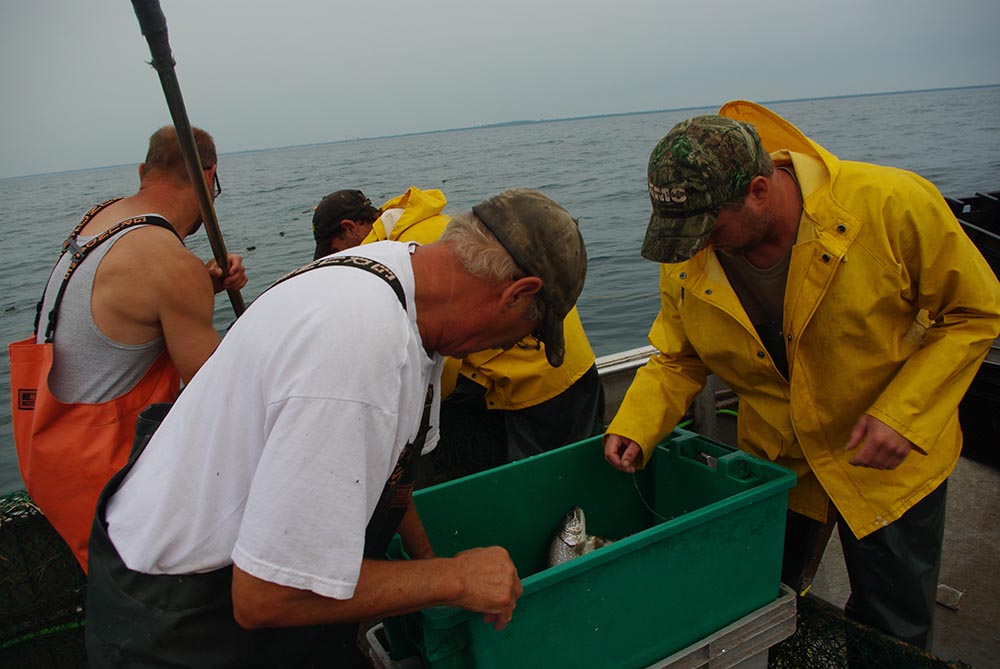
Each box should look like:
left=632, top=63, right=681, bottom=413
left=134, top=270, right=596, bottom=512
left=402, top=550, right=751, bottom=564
left=89, top=226, right=224, bottom=383
left=154, top=245, right=225, bottom=383
left=231, top=546, right=521, bottom=631
left=397, top=501, right=435, bottom=559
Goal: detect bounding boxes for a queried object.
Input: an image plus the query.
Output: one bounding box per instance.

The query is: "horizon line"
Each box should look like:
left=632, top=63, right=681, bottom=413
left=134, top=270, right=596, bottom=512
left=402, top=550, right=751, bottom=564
left=5, top=83, right=998, bottom=180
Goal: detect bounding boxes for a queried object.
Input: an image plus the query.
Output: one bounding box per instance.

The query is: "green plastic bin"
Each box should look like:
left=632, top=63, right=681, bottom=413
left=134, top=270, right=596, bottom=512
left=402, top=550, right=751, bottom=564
left=383, top=429, right=796, bottom=669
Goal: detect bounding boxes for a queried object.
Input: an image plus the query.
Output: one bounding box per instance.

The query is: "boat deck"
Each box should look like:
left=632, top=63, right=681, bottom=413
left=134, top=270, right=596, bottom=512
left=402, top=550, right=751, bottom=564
left=810, top=454, right=1000, bottom=669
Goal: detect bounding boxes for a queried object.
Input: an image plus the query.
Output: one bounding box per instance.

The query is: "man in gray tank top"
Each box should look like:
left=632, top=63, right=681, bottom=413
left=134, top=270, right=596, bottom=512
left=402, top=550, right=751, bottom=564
left=38, top=126, right=247, bottom=397
left=19, top=126, right=247, bottom=570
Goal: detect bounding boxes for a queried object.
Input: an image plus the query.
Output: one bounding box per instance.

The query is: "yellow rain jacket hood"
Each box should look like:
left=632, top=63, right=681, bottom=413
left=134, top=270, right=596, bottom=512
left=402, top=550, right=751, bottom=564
left=609, top=101, right=1000, bottom=538
left=365, top=186, right=451, bottom=246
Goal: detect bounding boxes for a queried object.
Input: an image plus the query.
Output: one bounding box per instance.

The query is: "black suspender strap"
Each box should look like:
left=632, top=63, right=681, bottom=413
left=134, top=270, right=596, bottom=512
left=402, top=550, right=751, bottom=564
left=34, top=199, right=182, bottom=342
left=265, top=255, right=407, bottom=311
left=364, top=383, right=434, bottom=558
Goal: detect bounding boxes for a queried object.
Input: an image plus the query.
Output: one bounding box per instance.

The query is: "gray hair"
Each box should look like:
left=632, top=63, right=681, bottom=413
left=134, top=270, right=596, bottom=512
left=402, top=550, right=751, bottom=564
left=440, top=211, right=545, bottom=323
left=440, top=211, right=524, bottom=284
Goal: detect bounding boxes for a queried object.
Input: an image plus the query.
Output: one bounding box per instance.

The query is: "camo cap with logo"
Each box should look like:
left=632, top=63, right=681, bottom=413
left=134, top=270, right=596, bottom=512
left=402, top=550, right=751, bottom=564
left=641, top=115, right=768, bottom=263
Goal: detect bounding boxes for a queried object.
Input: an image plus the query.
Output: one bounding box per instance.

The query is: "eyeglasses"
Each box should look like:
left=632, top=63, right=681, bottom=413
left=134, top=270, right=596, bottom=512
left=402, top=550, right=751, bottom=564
left=203, top=165, right=222, bottom=199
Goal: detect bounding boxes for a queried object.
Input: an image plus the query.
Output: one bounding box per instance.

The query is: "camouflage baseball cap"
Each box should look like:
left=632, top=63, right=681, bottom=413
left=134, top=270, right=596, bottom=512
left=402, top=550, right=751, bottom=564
left=641, top=115, right=768, bottom=263
left=472, top=188, right=586, bottom=368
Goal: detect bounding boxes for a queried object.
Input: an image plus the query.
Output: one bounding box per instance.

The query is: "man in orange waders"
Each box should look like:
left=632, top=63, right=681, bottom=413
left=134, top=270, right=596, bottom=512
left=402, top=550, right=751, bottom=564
left=8, top=125, right=247, bottom=571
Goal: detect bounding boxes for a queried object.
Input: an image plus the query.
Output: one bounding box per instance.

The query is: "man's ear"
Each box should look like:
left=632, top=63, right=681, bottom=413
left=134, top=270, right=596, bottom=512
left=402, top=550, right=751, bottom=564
left=504, top=276, right=543, bottom=308
left=747, top=175, right=770, bottom=206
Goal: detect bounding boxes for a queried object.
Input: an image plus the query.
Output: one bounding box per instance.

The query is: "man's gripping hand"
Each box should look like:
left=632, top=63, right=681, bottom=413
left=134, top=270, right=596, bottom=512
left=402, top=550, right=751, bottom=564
left=207, top=253, right=248, bottom=293
left=604, top=433, right=644, bottom=474
left=449, top=547, right=522, bottom=631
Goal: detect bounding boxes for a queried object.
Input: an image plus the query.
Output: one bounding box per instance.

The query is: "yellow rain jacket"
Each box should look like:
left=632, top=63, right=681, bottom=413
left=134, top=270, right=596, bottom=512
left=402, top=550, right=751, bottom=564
left=608, top=101, right=1000, bottom=538
left=364, top=186, right=596, bottom=408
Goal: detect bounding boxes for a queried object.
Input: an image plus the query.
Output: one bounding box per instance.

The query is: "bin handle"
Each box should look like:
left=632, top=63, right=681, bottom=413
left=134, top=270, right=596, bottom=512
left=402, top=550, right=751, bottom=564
left=693, top=451, right=718, bottom=470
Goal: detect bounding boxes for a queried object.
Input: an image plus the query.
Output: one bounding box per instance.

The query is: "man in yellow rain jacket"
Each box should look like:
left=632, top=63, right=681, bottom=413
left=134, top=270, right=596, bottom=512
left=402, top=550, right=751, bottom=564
left=312, top=186, right=603, bottom=478
left=604, top=102, right=1000, bottom=649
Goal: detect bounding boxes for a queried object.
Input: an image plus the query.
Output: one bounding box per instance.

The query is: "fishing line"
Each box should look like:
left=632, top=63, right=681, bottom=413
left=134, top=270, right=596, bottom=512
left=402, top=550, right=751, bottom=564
left=632, top=472, right=669, bottom=522
left=629, top=409, right=736, bottom=523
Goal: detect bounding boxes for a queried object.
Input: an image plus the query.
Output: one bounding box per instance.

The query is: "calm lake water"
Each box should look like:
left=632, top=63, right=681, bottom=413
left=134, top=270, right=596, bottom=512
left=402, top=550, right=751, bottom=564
left=2, top=86, right=999, bottom=494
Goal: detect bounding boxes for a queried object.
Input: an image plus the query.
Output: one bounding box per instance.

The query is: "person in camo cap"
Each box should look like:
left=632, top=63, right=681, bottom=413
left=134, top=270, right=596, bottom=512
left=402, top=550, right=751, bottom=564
left=642, top=115, right=770, bottom=263
left=86, top=188, right=586, bottom=666
left=605, top=101, right=1000, bottom=650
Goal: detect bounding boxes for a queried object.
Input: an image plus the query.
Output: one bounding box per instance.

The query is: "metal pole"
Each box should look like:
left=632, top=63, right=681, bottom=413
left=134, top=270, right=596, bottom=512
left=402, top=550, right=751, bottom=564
left=131, top=0, right=245, bottom=317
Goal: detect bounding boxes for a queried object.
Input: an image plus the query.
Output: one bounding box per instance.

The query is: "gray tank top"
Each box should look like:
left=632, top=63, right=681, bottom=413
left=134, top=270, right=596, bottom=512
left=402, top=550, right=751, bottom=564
left=37, top=223, right=166, bottom=403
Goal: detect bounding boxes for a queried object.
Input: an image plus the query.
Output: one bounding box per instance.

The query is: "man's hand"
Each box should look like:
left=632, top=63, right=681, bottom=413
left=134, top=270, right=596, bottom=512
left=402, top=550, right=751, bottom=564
left=604, top=433, right=644, bottom=474
left=234, top=548, right=520, bottom=631
left=845, top=414, right=914, bottom=470
left=450, top=547, right=522, bottom=631
left=207, top=253, right=248, bottom=293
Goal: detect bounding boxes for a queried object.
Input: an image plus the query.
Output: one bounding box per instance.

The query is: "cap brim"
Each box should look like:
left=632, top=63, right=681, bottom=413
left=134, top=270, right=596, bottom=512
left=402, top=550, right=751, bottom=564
left=538, top=305, right=566, bottom=367
left=313, top=240, right=331, bottom=261
left=640, top=210, right=714, bottom=263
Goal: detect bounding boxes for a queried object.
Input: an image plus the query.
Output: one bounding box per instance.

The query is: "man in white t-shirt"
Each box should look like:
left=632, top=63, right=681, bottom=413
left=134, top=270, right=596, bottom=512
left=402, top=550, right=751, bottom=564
left=85, top=188, right=588, bottom=668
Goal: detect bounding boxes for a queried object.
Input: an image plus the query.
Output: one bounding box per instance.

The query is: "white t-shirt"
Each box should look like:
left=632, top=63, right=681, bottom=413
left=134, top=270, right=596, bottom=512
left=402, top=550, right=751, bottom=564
left=371, top=206, right=442, bottom=451
left=106, top=241, right=443, bottom=600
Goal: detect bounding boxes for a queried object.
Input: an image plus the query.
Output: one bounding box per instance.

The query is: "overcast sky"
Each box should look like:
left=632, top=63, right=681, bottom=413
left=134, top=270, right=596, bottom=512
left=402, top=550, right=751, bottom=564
left=2, top=0, right=997, bottom=179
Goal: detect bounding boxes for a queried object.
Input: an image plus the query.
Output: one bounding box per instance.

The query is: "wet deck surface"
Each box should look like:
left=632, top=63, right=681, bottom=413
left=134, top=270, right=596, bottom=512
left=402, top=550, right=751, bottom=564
left=810, top=455, right=1000, bottom=669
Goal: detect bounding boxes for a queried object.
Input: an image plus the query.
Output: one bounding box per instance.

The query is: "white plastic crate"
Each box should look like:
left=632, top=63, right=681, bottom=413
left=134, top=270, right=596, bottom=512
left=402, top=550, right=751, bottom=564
left=645, top=584, right=796, bottom=669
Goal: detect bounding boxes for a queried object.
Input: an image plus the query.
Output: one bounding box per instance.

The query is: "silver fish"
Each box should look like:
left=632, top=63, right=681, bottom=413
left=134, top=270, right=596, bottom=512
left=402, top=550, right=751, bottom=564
left=547, top=506, right=612, bottom=568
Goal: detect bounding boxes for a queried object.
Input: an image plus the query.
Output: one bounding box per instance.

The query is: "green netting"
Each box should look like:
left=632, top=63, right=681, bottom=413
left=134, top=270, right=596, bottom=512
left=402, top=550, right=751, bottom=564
left=769, top=594, right=972, bottom=669
left=0, top=625, right=87, bottom=668
left=414, top=400, right=509, bottom=489
left=0, top=491, right=87, bottom=667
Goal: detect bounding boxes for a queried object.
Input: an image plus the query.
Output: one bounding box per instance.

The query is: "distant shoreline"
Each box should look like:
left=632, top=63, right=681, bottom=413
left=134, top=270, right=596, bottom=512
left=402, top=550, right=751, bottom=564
left=6, top=83, right=998, bottom=181
left=370, top=83, right=1000, bottom=137
left=247, top=83, right=1000, bottom=150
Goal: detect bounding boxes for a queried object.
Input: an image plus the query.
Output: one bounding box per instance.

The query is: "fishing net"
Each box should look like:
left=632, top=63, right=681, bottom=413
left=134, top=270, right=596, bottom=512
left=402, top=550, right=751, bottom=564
left=769, top=594, right=972, bottom=669
left=415, top=372, right=616, bottom=490
left=414, top=398, right=510, bottom=489
left=0, top=490, right=87, bottom=668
